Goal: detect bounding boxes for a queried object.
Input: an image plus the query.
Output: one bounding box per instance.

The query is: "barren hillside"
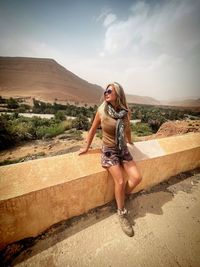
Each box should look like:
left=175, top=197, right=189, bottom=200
left=0, top=57, right=103, bottom=104
left=161, top=99, right=200, bottom=108
left=0, top=57, right=199, bottom=107
left=126, top=94, right=161, bottom=105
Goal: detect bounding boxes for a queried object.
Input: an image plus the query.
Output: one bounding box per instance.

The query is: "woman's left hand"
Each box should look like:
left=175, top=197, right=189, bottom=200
left=78, top=147, right=88, bottom=155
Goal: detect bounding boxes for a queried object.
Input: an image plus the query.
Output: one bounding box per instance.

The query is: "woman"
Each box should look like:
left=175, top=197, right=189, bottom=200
left=79, top=82, right=142, bottom=237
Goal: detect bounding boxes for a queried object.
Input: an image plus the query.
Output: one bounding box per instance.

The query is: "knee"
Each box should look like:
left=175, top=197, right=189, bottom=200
left=136, top=173, right=142, bottom=184
left=130, top=173, right=142, bottom=186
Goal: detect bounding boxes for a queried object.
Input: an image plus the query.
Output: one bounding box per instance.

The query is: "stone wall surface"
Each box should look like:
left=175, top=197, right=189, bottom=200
left=0, top=132, right=200, bottom=249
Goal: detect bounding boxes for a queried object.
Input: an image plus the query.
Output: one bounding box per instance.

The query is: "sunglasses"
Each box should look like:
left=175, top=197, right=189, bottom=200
left=104, top=88, right=112, bottom=96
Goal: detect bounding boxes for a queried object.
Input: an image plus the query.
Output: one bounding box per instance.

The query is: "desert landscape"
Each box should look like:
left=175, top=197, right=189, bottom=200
left=1, top=0, right=200, bottom=264
left=0, top=56, right=200, bottom=165
left=0, top=57, right=103, bottom=105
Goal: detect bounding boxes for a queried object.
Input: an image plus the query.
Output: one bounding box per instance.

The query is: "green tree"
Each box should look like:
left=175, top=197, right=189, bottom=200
left=6, top=97, right=19, bottom=109
left=54, top=111, right=66, bottom=121
left=72, top=115, right=89, bottom=130
left=0, top=114, right=16, bottom=149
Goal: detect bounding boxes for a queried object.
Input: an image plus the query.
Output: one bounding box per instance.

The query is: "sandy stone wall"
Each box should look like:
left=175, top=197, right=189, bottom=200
left=0, top=132, right=200, bottom=249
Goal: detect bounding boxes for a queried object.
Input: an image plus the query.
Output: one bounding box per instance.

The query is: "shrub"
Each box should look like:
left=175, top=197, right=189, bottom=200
left=36, top=123, right=66, bottom=139
left=0, top=96, right=6, bottom=104
left=62, top=119, right=73, bottom=130
left=0, top=114, right=73, bottom=149
left=8, top=120, right=33, bottom=140
left=131, top=122, right=153, bottom=136
left=54, top=111, right=66, bottom=121
left=17, top=103, right=31, bottom=113
left=0, top=114, right=16, bottom=149
left=72, top=115, right=90, bottom=130
left=17, top=106, right=27, bottom=113
left=148, top=118, right=165, bottom=133
left=6, top=97, right=19, bottom=109
left=65, top=128, right=83, bottom=140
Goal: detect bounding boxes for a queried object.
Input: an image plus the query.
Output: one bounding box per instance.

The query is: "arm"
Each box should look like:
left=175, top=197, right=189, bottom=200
left=78, top=111, right=101, bottom=155
left=125, top=110, right=134, bottom=145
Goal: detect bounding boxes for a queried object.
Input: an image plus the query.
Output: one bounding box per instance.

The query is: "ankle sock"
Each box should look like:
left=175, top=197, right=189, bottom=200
left=117, top=207, right=127, bottom=215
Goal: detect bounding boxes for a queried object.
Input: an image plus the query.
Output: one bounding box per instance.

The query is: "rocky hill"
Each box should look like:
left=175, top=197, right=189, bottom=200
left=147, top=119, right=200, bottom=140
left=0, top=57, right=103, bottom=104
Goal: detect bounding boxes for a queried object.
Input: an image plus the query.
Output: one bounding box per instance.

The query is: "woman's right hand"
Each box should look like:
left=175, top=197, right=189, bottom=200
left=78, top=147, right=88, bottom=155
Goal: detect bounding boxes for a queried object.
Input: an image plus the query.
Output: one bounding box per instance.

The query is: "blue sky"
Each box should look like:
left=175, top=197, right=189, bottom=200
left=0, top=0, right=200, bottom=101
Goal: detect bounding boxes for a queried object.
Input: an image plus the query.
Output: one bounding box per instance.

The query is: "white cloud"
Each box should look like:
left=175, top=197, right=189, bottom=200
left=99, top=52, right=105, bottom=57
left=102, top=0, right=200, bottom=55
left=130, top=1, right=149, bottom=16
left=104, top=19, right=135, bottom=54
left=95, top=7, right=112, bottom=22
left=98, top=0, right=200, bottom=100
left=103, top=13, right=117, bottom=27
left=1, top=0, right=199, bottom=101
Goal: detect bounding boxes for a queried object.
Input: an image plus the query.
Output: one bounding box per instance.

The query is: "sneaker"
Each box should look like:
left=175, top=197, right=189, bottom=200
left=118, top=209, right=134, bottom=237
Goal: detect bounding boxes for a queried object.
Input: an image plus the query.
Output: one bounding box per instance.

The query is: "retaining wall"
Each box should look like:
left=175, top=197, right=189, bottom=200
left=0, top=132, right=200, bottom=249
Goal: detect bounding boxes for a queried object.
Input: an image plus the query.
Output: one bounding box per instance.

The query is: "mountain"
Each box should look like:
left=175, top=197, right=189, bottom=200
left=0, top=57, right=199, bottom=108
left=0, top=57, right=161, bottom=106
left=161, top=99, right=200, bottom=107
left=127, top=94, right=200, bottom=107
left=126, top=94, right=161, bottom=105
left=0, top=57, right=103, bottom=104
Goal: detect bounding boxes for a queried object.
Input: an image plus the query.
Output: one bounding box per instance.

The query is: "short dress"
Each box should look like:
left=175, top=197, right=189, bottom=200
left=99, top=109, right=133, bottom=168
left=101, top=145, right=133, bottom=168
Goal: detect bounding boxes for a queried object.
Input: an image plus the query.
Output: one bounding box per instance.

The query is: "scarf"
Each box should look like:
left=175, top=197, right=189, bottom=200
left=107, top=103, right=128, bottom=157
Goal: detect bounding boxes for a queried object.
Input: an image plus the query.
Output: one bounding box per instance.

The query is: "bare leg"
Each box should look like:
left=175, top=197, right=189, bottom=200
left=108, top=163, right=135, bottom=237
left=107, top=164, right=125, bottom=210
left=123, top=160, right=142, bottom=196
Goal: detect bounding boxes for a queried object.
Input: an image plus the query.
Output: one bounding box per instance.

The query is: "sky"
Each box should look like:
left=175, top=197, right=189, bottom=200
left=0, top=0, right=200, bottom=101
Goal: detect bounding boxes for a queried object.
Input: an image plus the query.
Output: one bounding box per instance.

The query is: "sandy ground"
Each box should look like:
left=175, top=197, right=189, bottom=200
left=1, top=168, right=200, bottom=266
left=0, top=132, right=102, bottom=164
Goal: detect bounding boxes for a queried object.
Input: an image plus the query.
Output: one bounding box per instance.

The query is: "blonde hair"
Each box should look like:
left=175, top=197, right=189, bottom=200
left=98, top=82, right=129, bottom=118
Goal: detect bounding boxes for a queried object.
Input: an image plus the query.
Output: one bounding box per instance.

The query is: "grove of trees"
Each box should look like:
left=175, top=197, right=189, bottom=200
left=0, top=96, right=199, bottom=150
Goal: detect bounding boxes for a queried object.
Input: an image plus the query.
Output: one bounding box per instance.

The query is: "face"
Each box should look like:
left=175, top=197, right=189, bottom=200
left=104, top=84, right=117, bottom=104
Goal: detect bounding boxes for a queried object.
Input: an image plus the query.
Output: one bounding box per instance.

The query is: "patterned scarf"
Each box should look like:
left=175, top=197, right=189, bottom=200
left=107, top=103, right=128, bottom=157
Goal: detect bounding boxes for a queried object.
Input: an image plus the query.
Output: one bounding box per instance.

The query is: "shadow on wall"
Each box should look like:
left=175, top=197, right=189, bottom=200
left=2, top=167, right=199, bottom=266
